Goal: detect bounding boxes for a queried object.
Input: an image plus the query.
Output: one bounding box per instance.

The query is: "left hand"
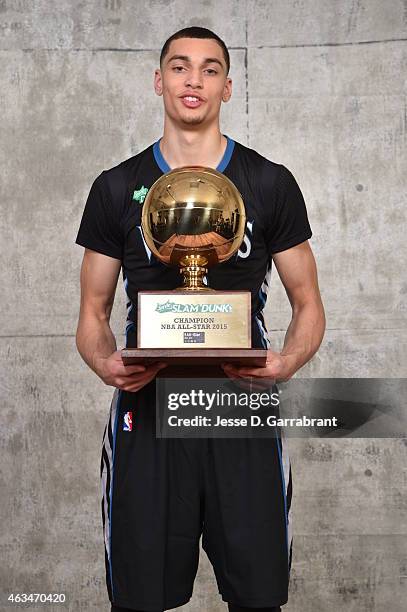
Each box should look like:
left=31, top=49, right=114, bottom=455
left=221, top=349, right=293, bottom=387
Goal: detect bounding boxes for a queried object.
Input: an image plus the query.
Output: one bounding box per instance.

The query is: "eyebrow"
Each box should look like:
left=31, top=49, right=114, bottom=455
left=167, top=54, right=224, bottom=69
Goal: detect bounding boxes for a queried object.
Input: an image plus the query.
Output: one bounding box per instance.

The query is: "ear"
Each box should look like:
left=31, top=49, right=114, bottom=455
left=222, top=77, right=232, bottom=103
left=154, top=68, right=163, bottom=96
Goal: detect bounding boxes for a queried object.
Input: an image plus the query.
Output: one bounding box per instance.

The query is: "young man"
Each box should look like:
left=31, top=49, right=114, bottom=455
left=75, top=27, right=325, bottom=612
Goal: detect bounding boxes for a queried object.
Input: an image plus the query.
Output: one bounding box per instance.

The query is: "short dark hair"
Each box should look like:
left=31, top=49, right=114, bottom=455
left=160, top=26, right=230, bottom=75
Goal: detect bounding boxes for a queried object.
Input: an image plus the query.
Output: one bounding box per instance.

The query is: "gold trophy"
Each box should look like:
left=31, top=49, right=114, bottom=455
left=121, top=167, right=267, bottom=368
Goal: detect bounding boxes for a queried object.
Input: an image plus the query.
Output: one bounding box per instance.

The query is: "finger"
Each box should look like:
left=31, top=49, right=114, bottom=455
left=222, top=365, right=248, bottom=378
left=221, top=364, right=241, bottom=376
left=128, top=365, right=166, bottom=384
left=229, top=366, right=271, bottom=377
left=121, top=376, right=154, bottom=392
left=222, top=370, right=251, bottom=388
left=222, top=368, right=272, bottom=390
left=144, top=362, right=168, bottom=374
left=230, top=372, right=274, bottom=389
left=121, top=385, right=140, bottom=393
left=152, top=362, right=168, bottom=369
left=116, top=364, right=147, bottom=375
left=117, top=364, right=167, bottom=385
left=140, top=361, right=167, bottom=368
left=221, top=366, right=243, bottom=379
left=132, top=368, right=164, bottom=389
left=222, top=363, right=256, bottom=374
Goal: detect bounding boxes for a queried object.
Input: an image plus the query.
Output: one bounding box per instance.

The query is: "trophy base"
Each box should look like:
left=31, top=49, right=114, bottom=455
left=121, top=348, right=267, bottom=378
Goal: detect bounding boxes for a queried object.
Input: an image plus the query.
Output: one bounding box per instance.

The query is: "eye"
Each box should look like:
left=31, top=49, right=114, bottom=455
left=205, top=69, right=217, bottom=75
left=172, top=66, right=185, bottom=72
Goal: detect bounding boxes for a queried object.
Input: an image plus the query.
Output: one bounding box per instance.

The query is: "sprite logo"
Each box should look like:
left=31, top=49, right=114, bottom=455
left=132, top=185, right=148, bottom=203
left=155, top=300, right=232, bottom=314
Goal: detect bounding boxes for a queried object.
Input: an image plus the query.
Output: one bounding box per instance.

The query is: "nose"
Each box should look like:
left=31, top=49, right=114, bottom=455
left=184, top=68, right=203, bottom=89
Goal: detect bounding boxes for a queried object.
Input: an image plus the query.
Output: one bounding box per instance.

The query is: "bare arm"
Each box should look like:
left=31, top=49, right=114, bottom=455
left=76, top=248, right=121, bottom=373
left=222, top=240, right=325, bottom=382
left=272, top=240, right=325, bottom=377
left=76, top=248, right=166, bottom=391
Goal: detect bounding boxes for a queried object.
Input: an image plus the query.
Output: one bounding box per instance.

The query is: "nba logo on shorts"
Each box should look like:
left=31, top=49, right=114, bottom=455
left=123, top=411, right=133, bottom=431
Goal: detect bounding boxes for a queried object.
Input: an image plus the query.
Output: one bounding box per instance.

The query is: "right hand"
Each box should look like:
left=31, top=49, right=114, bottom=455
left=95, top=350, right=167, bottom=393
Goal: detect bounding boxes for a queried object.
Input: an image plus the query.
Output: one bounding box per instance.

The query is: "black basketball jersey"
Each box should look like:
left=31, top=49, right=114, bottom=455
left=75, top=135, right=312, bottom=349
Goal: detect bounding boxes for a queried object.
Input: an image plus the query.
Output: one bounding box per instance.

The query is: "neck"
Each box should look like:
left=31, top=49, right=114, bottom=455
left=159, top=119, right=227, bottom=169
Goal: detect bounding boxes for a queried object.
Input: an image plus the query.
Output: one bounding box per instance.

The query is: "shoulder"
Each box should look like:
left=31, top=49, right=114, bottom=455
left=232, top=139, right=295, bottom=196
left=232, top=140, right=289, bottom=187
left=233, top=139, right=279, bottom=168
left=100, top=143, right=154, bottom=199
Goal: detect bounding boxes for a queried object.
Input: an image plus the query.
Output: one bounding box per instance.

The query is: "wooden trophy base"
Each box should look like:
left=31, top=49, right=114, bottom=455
left=121, top=348, right=268, bottom=377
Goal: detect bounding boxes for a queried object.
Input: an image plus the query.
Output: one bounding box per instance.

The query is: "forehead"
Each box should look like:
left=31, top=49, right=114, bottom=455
left=165, top=37, right=225, bottom=64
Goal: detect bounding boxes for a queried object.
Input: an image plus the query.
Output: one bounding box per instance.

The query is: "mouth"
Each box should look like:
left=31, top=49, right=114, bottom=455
left=180, top=94, right=204, bottom=109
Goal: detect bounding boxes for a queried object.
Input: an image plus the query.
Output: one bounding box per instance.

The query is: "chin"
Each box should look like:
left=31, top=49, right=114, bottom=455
left=180, top=114, right=206, bottom=125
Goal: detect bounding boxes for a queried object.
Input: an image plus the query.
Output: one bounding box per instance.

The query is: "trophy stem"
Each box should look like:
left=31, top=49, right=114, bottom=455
left=179, top=254, right=212, bottom=290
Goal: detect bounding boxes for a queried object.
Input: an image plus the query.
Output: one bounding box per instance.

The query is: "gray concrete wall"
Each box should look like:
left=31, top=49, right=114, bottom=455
left=1, top=1, right=406, bottom=610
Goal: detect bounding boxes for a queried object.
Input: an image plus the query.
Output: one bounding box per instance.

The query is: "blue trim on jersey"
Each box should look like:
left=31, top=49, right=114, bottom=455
left=125, top=320, right=135, bottom=347
left=258, top=287, right=266, bottom=309
left=153, top=139, right=171, bottom=173
left=153, top=134, right=235, bottom=173
left=255, top=314, right=267, bottom=349
left=276, top=435, right=289, bottom=568
left=109, top=389, right=122, bottom=601
left=216, top=135, right=235, bottom=172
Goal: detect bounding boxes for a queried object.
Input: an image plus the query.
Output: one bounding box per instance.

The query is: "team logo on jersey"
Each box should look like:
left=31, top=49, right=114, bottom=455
left=132, top=186, right=148, bottom=203
left=237, top=220, right=254, bottom=259
left=123, top=411, right=133, bottom=431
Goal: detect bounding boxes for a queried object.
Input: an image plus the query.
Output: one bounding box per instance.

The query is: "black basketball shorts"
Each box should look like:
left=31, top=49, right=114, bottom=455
left=100, top=380, right=293, bottom=611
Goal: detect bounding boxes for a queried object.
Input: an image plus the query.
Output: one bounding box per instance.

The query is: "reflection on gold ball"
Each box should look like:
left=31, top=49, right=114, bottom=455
left=141, top=166, right=246, bottom=268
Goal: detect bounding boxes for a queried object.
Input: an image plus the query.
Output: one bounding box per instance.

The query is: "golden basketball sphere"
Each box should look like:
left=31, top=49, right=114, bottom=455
left=141, top=166, right=246, bottom=274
